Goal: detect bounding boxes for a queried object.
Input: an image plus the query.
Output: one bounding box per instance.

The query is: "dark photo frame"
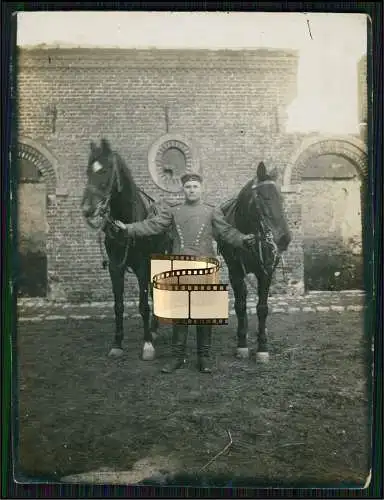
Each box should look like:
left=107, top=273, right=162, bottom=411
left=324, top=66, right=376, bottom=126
left=2, top=2, right=382, bottom=498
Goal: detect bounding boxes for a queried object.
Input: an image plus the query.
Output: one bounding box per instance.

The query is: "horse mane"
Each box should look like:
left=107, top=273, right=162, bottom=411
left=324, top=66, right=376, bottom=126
left=237, top=179, right=255, bottom=207
left=113, top=151, right=157, bottom=221
left=113, top=152, right=137, bottom=194
left=220, top=178, right=256, bottom=233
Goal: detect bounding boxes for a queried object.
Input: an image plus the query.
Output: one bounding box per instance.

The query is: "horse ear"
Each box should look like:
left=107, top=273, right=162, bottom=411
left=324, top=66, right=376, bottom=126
left=100, top=138, right=111, bottom=153
left=90, top=141, right=97, bottom=153
left=257, top=161, right=267, bottom=181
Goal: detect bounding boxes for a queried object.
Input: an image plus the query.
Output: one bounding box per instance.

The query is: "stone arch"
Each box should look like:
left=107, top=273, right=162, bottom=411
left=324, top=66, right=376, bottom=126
left=16, top=136, right=58, bottom=194
left=283, top=135, right=367, bottom=293
left=283, top=135, right=368, bottom=186
left=16, top=137, right=60, bottom=298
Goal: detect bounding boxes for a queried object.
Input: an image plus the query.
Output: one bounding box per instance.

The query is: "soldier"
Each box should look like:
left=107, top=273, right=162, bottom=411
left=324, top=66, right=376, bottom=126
left=112, top=172, right=256, bottom=373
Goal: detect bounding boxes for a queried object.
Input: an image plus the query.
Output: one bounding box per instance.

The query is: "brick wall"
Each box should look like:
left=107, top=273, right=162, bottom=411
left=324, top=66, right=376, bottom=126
left=16, top=47, right=305, bottom=302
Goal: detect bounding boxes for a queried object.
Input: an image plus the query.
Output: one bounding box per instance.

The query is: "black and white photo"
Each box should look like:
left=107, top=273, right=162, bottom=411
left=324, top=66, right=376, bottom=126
left=14, top=11, right=371, bottom=487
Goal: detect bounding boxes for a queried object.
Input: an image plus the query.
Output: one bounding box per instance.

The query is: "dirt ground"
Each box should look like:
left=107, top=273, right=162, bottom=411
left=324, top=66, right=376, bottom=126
left=16, top=310, right=371, bottom=487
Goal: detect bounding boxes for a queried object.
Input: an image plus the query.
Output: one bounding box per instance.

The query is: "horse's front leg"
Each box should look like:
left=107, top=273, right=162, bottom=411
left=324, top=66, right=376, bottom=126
left=149, top=283, right=160, bottom=340
left=255, top=272, right=272, bottom=363
left=108, top=266, right=125, bottom=358
left=229, top=272, right=249, bottom=359
left=138, top=272, right=156, bottom=361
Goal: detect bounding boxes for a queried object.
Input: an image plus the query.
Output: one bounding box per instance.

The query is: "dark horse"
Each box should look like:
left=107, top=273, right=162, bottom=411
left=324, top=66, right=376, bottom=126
left=80, top=138, right=172, bottom=360
left=217, top=161, right=292, bottom=362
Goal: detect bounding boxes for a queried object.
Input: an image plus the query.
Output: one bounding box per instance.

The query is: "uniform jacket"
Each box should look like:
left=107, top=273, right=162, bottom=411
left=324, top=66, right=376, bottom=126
left=127, top=200, right=245, bottom=257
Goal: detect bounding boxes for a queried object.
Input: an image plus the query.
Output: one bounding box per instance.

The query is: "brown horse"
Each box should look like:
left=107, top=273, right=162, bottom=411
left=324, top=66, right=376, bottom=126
left=81, top=139, right=172, bottom=360
left=217, top=162, right=292, bottom=362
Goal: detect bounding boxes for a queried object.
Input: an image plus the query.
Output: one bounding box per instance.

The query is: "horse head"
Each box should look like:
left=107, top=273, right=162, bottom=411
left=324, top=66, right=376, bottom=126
left=238, top=161, right=292, bottom=253
left=81, top=138, right=135, bottom=230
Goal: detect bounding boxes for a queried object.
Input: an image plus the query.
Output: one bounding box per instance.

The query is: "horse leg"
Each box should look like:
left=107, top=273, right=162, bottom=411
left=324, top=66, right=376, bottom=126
left=229, top=272, right=249, bottom=359
left=138, top=269, right=156, bottom=361
left=149, top=283, right=160, bottom=340
left=255, top=273, right=272, bottom=363
left=108, top=266, right=125, bottom=358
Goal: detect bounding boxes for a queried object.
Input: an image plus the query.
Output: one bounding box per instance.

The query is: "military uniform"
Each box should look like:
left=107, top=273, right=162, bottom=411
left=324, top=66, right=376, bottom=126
left=124, top=173, right=249, bottom=373
left=127, top=199, right=245, bottom=256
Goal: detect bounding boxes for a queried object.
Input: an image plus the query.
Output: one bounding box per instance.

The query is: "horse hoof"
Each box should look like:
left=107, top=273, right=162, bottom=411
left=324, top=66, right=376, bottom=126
left=236, top=347, right=249, bottom=359
left=142, top=342, right=155, bottom=361
left=109, top=347, right=124, bottom=358
left=256, top=352, right=270, bottom=363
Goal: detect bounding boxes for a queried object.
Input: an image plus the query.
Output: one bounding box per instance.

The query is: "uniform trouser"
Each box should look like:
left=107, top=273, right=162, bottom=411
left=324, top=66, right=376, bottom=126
left=172, top=323, right=212, bottom=360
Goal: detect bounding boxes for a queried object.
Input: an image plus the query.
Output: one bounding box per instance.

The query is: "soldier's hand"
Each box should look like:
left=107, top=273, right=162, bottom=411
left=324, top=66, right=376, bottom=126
left=242, top=234, right=256, bottom=247
left=112, top=219, right=129, bottom=235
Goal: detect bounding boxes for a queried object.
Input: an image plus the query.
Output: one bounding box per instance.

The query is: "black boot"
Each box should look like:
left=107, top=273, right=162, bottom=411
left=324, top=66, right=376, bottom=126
left=197, top=325, right=213, bottom=373
left=161, top=324, right=188, bottom=373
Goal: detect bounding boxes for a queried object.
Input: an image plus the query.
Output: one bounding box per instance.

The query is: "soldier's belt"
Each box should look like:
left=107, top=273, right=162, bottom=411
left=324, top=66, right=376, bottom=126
left=151, top=254, right=229, bottom=325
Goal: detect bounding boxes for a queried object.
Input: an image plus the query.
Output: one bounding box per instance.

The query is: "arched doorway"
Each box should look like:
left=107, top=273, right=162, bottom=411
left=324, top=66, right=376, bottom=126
left=283, top=136, right=367, bottom=293
left=16, top=138, right=58, bottom=298
left=17, top=159, right=48, bottom=297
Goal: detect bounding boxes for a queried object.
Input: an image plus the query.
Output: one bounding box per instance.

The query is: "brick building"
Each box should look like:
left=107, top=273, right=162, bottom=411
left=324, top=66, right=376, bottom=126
left=15, top=47, right=368, bottom=302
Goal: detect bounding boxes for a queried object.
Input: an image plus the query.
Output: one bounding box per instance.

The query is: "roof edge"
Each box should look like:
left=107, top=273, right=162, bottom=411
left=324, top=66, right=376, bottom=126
left=17, top=44, right=299, bottom=57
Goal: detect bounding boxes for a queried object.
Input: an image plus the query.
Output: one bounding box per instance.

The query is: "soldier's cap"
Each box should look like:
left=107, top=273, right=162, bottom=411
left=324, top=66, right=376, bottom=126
left=180, top=172, right=203, bottom=185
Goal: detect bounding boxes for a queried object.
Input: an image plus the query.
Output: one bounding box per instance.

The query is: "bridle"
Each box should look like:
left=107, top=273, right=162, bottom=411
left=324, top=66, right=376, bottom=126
left=83, top=153, right=132, bottom=270
left=83, top=153, right=122, bottom=231
left=239, top=179, right=286, bottom=282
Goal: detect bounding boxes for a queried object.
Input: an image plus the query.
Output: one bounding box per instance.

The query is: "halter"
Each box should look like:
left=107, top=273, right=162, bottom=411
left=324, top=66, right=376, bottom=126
left=84, top=153, right=132, bottom=270
left=85, top=153, right=122, bottom=231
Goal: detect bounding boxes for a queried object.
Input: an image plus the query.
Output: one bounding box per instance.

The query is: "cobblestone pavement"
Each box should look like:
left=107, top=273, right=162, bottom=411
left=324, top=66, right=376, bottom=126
left=17, top=290, right=366, bottom=322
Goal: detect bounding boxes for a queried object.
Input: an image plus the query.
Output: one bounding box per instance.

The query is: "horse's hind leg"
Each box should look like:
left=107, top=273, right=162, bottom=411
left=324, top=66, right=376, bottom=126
left=108, top=266, right=125, bottom=358
left=138, top=269, right=155, bottom=361
left=229, top=272, right=249, bottom=359
left=255, top=273, right=272, bottom=363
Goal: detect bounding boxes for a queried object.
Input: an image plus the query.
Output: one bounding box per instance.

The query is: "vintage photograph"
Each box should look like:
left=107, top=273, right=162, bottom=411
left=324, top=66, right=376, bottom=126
left=14, top=11, right=370, bottom=487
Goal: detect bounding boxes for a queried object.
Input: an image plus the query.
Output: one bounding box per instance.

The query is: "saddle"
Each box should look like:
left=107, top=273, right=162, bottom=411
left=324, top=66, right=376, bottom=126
left=216, top=197, right=239, bottom=256
left=220, top=197, right=238, bottom=225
